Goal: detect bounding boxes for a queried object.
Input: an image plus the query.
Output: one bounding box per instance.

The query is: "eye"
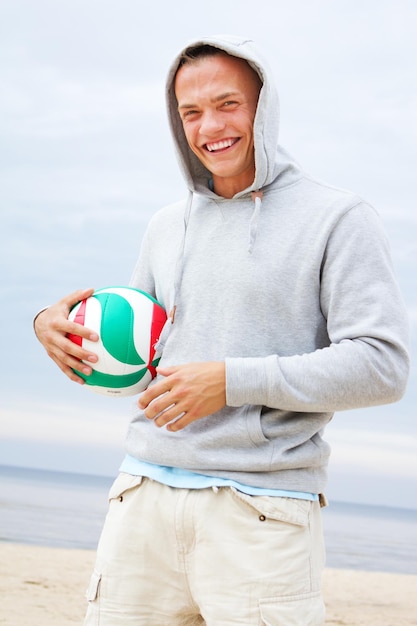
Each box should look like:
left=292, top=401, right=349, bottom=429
left=222, top=100, right=238, bottom=109
left=182, top=109, right=199, bottom=120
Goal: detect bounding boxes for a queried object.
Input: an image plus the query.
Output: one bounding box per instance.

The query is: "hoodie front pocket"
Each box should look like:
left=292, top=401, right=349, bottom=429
left=246, top=404, right=270, bottom=445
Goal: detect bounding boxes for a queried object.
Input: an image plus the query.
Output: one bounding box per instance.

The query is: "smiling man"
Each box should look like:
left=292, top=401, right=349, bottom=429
left=175, top=52, right=262, bottom=198
left=34, top=36, right=409, bottom=625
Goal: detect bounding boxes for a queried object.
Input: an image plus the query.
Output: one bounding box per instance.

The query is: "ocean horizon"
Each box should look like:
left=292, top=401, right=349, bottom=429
left=0, top=464, right=415, bottom=575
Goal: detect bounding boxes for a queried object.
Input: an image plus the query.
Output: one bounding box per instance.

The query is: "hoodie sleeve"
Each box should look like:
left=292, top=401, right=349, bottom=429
left=225, top=203, right=410, bottom=412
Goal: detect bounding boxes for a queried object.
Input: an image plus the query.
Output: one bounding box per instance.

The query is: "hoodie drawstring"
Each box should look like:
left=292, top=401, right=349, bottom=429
left=155, top=189, right=263, bottom=355
left=154, top=191, right=194, bottom=356
left=249, top=190, right=263, bottom=253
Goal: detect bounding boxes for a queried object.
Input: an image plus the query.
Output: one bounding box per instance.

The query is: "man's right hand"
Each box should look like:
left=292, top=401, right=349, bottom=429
left=34, top=288, right=99, bottom=384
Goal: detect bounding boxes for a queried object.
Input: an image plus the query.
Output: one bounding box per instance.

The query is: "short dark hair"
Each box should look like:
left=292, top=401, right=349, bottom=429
left=176, top=44, right=226, bottom=71
left=175, top=44, right=263, bottom=94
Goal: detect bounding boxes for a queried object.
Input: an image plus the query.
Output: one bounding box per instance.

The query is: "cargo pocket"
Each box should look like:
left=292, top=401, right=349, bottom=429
left=259, top=590, right=325, bottom=626
left=86, top=570, right=102, bottom=603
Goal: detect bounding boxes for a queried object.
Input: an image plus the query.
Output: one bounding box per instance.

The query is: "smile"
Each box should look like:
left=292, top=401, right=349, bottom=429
left=205, top=138, right=239, bottom=152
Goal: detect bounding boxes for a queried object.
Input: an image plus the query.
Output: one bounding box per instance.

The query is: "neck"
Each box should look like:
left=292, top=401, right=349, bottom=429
left=212, top=170, right=255, bottom=198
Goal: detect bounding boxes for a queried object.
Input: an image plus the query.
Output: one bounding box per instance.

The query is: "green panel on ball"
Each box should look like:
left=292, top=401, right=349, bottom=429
left=74, top=366, right=148, bottom=389
left=94, top=292, right=145, bottom=365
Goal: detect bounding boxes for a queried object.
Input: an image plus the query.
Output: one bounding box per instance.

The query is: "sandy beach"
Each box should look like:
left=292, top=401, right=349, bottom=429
left=0, top=543, right=416, bottom=626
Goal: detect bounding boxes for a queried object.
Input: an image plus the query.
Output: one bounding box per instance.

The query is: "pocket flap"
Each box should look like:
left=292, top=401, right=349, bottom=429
left=108, top=473, right=143, bottom=501
left=230, top=488, right=311, bottom=526
left=260, top=590, right=324, bottom=625
left=86, top=570, right=101, bottom=602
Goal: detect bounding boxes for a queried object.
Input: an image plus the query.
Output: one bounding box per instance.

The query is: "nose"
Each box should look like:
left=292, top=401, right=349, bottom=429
left=199, top=110, right=225, bottom=136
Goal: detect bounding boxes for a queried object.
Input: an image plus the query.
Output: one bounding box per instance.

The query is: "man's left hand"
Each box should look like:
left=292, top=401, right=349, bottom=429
left=138, top=362, right=226, bottom=431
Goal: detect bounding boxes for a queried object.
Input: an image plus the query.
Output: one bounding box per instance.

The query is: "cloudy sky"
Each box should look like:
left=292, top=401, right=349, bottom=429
left=1, top=0, right=416, bottom=509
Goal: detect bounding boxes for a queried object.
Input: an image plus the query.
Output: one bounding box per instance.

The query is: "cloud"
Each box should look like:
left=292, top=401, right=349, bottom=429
left=0, top=400, right=130, bottom=446
left=325, top=422, right=417, bottom=508
left=1, top=65, right=165, bottom=139
left=326, top=427, right=417, bottom=479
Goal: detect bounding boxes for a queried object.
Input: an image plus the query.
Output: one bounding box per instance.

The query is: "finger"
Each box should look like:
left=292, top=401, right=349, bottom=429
left=65, top=319, right=99, bottom=342
left=66, top=355, right=94, bottom=375
left=154, top=407, right=186, bottom=428
left=143, top=392, right=176, bottom=420
left=49, top=351, right=93, bottom=377
left=61, top=287, right=95, bottom=310
left=155, top=365, right=177, bottom=377
left=139, top=380, right=171, bottom=410
left=166, top=413, right=193, bottom=432
left=54, top=331, right=98, bottom=363
left=49, top=354, right=88, bottom=384
left=47, top=339, right=96, bottom=374
left=62, top=364, right=88, bottom=384
left=45, top=311, right=98, bottom=344
left=60, top=288, right=99, bottom=339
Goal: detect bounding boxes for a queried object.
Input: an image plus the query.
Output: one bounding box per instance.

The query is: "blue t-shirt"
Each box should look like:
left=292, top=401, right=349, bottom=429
left=119, top=454, right=318, bottom=501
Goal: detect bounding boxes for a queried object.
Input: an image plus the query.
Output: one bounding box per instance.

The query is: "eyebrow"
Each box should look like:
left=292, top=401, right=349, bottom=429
left=178, top=91, right=240, bottom=110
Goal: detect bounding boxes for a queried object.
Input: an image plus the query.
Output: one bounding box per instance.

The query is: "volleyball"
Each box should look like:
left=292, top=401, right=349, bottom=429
left=67, top=286, right=167, bottom=397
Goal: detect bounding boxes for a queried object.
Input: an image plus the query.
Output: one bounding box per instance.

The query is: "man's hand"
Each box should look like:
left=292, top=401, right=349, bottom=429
left=34, top=288, right=99, bottom=384
left=138, top=362, right=226, bottom=431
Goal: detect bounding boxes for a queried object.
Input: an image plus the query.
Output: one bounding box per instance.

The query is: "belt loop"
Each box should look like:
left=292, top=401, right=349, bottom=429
left=319, top=493, right=329, bottom=508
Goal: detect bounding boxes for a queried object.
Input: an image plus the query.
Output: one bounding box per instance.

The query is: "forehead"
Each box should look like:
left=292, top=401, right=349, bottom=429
left=174, top=54, right=261, bottom=102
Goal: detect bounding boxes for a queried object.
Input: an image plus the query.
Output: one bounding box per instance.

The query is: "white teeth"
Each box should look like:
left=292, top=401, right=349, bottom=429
left=206, top=139, right=234, bottom=152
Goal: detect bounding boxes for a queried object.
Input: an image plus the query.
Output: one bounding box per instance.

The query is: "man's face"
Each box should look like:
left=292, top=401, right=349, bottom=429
left=175, top=53, right=262, bottom=198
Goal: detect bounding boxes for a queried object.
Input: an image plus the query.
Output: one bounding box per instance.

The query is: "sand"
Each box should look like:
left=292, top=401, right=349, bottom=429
left=0, top=543, right=416, bottom=625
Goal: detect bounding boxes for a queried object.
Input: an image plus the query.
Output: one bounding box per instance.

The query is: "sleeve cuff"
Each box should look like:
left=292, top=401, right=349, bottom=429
left=225, top=356, right=272, bottom=407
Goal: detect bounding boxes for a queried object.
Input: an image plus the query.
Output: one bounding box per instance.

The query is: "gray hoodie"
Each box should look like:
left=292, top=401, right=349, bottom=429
left=127, top=35, right=409, bottom=494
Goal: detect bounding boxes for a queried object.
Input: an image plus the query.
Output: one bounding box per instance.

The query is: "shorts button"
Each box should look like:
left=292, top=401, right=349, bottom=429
left=259, top=514, right=266, bottom=522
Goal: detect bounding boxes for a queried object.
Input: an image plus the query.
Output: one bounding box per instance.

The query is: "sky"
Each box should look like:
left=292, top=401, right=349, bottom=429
left=0, top=0, right=416, bottom=509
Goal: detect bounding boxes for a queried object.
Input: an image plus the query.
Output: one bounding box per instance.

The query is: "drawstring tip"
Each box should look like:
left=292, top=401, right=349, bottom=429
left=169, top=305, right=177, bottom=324
left=248, top=190, right=263, bottom=253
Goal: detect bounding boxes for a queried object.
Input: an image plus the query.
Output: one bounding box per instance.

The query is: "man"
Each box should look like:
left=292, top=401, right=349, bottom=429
left=35, top=35, right=409, bottom=625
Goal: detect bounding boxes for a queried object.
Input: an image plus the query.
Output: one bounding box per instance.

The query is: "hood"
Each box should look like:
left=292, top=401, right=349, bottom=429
left=155, top=35, right=302, bottom=354
left=166, top=34, right=297, bottom=198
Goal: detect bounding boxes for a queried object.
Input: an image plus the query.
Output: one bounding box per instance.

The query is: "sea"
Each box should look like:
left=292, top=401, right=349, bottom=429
left=0, top=464, right=416, bottom=575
